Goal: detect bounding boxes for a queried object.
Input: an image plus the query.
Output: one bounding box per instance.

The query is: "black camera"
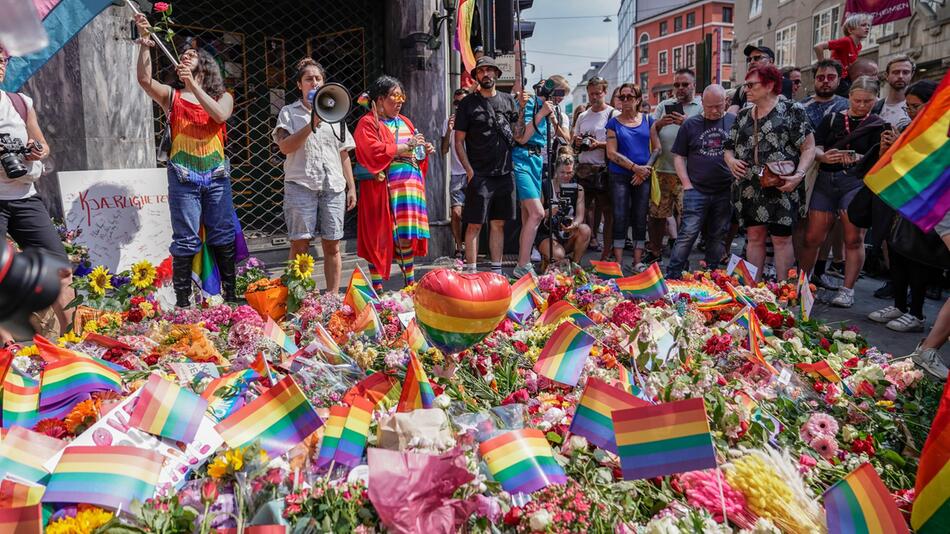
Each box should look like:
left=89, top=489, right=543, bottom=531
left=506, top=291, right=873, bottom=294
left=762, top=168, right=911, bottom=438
left=0, top=242, right=68, bottom=341
left=0, top=133, right=32, bottom=179
left=550, top=182, right=579, bottom=241
left=578, top=135, right=596, bottom=152
left=534, top=78, right=566, bottom=99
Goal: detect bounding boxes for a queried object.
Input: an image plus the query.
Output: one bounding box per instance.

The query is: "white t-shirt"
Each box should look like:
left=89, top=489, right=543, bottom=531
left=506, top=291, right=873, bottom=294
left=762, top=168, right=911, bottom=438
left=572, top=106, right=615, bottom=165
left=0, top=92, right=37, bottom=200
left=879, top=100, right=910, bottom=130
left=273, top=99, right=355, bottom=193
left=653, top=96, right=703, bottom=173
left=443, top=116, right=465, bottom=175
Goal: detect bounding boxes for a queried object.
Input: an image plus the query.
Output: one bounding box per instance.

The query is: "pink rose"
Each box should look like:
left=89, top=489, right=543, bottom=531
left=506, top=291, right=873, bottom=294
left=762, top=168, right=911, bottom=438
left=154, top=2, right=170, bottom=12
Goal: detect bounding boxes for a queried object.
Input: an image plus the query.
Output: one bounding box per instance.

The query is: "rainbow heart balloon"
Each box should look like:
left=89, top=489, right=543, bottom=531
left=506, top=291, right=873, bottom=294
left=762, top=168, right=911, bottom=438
left=413, top=269, right=512, bottom=354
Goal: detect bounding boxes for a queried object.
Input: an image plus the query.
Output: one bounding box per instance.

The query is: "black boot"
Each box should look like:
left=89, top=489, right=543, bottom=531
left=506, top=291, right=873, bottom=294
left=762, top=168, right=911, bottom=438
left=210, top=242, right=237, bottom=302
left=172, top=255, right=194, bottom=308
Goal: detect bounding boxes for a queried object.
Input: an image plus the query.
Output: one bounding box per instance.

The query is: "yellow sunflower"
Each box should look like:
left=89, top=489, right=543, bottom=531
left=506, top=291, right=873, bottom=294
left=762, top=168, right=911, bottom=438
left=57, top=331, right=83, bottom=346
left=291, top=253, right=315, bottom=280
left=87, top=265, right=113, bottom=297
left=207, top=456, right=229, bottom=479
left=46, top=507, right=113, bottom=534
left=130, top=259, right=157, bottom=289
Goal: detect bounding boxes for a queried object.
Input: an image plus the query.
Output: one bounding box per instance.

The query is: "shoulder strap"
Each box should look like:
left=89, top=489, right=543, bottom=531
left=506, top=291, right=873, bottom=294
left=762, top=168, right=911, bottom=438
left=5, top=92, right=29, bottom=124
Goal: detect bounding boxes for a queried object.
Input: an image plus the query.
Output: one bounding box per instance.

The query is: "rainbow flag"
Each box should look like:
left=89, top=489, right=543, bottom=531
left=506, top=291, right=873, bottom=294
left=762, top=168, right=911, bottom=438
left=569, top=378, right=648, bottom=453
left=866, top=70, right=950, bottom=232
left=0, top=479, right=44, bottom=508
left=215, top=375, right=323, bottom=457
left=250, top=351, right=278, bottom=387
left=455, top=0, right=478, bottom=74
left=798, top=274, right=815, bottom=321
left=351, top=304, right=383, bottom=341
left=333, top=396, right=373, bottom=468
left=0, top=426, right=65, bottom=485
left=2, top=370, right=40, bottom=429
left=725, top=282, right=756, bottom=308
left=508, top=273, right=544, bottom=324
left=343, top=372, right=398, bottom=407
left=343, top=266, right=379, bottom=313
left=128, top=373, right=208, bottom=443
left=612, top=397, right=717, bottom=480
left=536, top=301, right=594, bottom=329
left=42, top=445, right=163, bottom=511
left=740, top=308, right=778, bottom=375
left=315, top=405, right=348, bottom=469
left=479, top=429, right=567, bottom=494
left=396, top=352, right=435, bottom=412
left=201, top=368, right=258, bottom=422
left=735, top=391, right=758, bottom=414
left=733, top=259, right=755, bottom=285
left=38, top=357, right=122, bottom=413
left=401, top=318, right=432, bottom=355
left=616, top=263, right=668, bottom=301
left=590, top=260, right=623, bottom=279
left=824, top=463, right=910, bottom=534
left=796, top=361, right=843, bottom=384
left=294, top=323, right=348, bottom=365
left=32, top=334, right=128, bottom=373
left=191, top=218, right=250, bottom=296
left=533, top=322, right=595, bottom=387
left=912, top=377, right=950, bottom=534
left=263, top=317, right=299, bottom=354
left=617, top=365, right=651, bottom=402
left=0, top=504, right=42, bottom=534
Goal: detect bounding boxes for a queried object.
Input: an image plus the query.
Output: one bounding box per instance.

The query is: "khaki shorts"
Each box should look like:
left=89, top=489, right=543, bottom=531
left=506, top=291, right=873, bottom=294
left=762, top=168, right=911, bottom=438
left=649, top=172, right=683, bottom=219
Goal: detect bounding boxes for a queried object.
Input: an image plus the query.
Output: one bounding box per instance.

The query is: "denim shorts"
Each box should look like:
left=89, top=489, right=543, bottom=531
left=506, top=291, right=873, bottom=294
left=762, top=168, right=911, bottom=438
left=450, top=173, right=467, bottom=207
left=810, top=170, right=863, bottom=213
left=283, top=180, right=345, bottom=241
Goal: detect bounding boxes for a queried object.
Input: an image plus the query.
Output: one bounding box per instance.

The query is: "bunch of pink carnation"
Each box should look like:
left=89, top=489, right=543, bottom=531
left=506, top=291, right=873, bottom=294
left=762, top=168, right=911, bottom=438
left=230, top=305, right=263, bottom=327
left=679, top=469, right=757, bottom=528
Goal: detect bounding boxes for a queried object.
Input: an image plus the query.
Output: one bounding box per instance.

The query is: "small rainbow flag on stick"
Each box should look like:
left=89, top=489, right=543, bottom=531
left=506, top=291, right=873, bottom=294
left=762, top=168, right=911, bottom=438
left=617, top=365, right=651, bottom=402
left=250, top=351, right=278, bottom=387
left=612, top=397, right=717, bottom=480
left=129, top=373, right=209, bottom=443
left=263, top=317, right=300, bottom=354
left=738, top=307, right=778, bottom=375
left=796, top=361, right=843, bottom=384
left=295, top=323, right=348, bottom=365
left=38, top=357, right=122, bottom=412
left=0, top=479, right=44, bottom=507
left=865, top=69, right=950, bottom=232
left=479, top=429, right=567, bottom=494
left=351, top=303, right=383, bottom=341
left=396, top=352, right=435, bottom=412
left=569, top=377, right=648, bottom=453
left=2, top=370, right=40, bottom=429
left=533, top=322, right=595, bottom=387
left=912, top=378, right=950, bottom=534
left=537, top=300, right=594, bottom=329
left=315, top=405, right=348, bottom=469
left=42, top=445, right=164, bottom=511
left=824, top=463, right=910, bottom=534
left=343, top=266, right=379, bottom=313
left=215, top=375, right=324, bottom=457
left=333, top=396, right=373, bottom=468
left=0, top=427, right=65, bottom=485
left=402, top=319, right=431, bottom=355
left=201, top=368, right=258, bottom=422
left=727, top=254, right=758, bottom=285
left=508, top=273, right=544, bottom=324
left=343, top=373, right=398, bottom=407
left=799, top=273, right=815, bottom=321
left=616, top=263, right=668, bottom=301
left=0, top=504, right=42, bottom=534
left=590, top=260, right=623, bottom=279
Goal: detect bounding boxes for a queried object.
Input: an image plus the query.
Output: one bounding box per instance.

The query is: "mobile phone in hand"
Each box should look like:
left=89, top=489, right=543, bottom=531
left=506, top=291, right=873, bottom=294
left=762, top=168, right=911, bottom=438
left=666, top=102, right=684, bottom=116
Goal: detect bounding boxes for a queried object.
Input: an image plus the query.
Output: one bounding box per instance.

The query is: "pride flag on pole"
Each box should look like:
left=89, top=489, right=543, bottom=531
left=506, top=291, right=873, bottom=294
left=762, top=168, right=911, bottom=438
left=333, top=396, right=373, bottom=468
left=42, top=445, right=164, bottom=511
left=479, top=429, right=567, bottom=494
left=615, top=263, right=669, bottom=301
left=128, top=373, right=208, bottom=443
left=343, top=266, right=378, bottom=313
left=590, top=260, right=623, bottom=279
left=536, top=300, right=594, bottom=329
left=351, top=303, right=383, bottom=341
left=569, top=377, right=648, bottom=453
left=824, top=463, right=910, bottom=534
left=508, top=273, right=544, bottom=324
left=0, top=427, right=65, bottom=485
left=396, top=352, right=435, bottom=412
left=315, top=405, right=348, bottom=469
left=263, top=317, right=300, bottom=354
left=533, top=322, right=595, bottom=387
left=912, top=378, right=950, bottom=534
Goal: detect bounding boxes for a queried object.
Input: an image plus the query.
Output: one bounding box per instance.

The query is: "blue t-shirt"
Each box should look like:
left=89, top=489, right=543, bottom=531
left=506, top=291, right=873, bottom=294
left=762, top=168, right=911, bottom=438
left=521, top=97, right=549, bottom=147
left=606, top=113, right=653, bottom=175
left=671, top=113, right=736, bottom=195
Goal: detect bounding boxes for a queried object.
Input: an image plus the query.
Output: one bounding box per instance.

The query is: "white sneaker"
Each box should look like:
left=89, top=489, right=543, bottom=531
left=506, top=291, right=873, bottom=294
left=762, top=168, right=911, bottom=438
left=868, top=306, right=904, bottom=323
left=887, top=313, right=925, bottom=333
left=633, top=262, right=648, bottom=273
left=817, top=273, right=842, bottom=290
left=911, top=347, right=949, bottom=380
left=831, top=287, right=854, bottom=308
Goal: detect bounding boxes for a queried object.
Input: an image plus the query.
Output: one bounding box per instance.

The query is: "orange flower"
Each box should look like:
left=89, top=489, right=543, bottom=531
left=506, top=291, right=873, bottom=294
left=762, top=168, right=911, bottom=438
left=65, top=398, right=102, bottom=435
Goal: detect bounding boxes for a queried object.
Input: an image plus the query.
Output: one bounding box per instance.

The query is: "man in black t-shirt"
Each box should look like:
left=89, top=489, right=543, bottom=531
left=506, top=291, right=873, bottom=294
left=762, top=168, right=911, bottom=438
left=454, top=56, right=519, bottom=274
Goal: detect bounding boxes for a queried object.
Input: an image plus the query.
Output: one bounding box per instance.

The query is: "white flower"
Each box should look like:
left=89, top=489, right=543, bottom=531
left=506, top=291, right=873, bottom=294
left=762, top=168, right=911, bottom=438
left=529, top=509, right=552, bottom=531
left=834, top=329, right=858, bottom=341
left=434, top=394, right=452, bottom=409
left=569, top=435, right=588, bottom=451
left=542, top=407, right=566, bottom=424
left=643, top=516, right=680, bottom=534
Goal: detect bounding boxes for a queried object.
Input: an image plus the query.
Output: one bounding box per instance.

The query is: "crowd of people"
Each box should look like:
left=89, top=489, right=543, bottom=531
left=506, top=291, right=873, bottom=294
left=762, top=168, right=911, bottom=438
left=0, top=13, right=947, bottom=378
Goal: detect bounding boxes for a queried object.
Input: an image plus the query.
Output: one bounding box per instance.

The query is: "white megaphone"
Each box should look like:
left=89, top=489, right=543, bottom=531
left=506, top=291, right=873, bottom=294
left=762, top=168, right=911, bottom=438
left=309, top=82, right=351, bottom=140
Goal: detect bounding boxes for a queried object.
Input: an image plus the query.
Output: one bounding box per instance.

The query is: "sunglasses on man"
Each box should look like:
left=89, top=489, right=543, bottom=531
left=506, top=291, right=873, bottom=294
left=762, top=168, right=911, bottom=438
left=617, top=94, right=638, bottom=101
left=746, top=55, right=766, bottom=63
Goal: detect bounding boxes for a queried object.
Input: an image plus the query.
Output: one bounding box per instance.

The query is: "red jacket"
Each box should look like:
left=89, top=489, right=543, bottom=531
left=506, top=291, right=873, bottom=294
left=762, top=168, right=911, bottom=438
left=353, top=112, right=429, bottom=279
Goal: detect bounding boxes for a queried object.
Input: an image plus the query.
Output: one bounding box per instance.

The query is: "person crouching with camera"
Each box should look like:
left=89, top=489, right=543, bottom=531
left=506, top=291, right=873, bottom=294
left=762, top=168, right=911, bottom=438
left=536, top=147, right=591, bottom=266
left=0, top=46, right=75, bottom=344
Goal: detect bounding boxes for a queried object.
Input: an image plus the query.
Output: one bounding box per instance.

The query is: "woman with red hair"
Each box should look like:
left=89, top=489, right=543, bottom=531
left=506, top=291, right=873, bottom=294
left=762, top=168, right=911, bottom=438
left=723, top=65, right=816, bottom=282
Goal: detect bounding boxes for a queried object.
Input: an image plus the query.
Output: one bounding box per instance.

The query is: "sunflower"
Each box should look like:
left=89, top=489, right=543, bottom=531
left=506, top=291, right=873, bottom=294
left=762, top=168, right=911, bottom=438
left=130, top=259, right=157, bottom=289
left=291, top=253, right=315, bottom=280
left=46, top=507, right=113, bottom=534
left=87, top=265, right=113, bottom=297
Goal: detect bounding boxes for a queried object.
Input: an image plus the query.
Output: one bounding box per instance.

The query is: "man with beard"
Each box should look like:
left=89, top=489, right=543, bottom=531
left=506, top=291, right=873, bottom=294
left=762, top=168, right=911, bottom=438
left=872, top=55, right=914, bottom=130
left=454, top=56, right=519, bottom=274
left=800, top=59, right=849, bottom=129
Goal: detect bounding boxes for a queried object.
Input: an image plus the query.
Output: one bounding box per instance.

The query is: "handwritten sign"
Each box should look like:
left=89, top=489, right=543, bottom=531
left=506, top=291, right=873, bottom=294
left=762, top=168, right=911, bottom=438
left=58, top=168, right=172, bottom=272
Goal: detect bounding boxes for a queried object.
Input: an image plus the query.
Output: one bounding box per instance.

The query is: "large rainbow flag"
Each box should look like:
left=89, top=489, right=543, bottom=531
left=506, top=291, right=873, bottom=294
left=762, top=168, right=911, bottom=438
left=569, top=377, right=648, bottom=453
left=455, top=0, right=478, bottom=75
left=479, top=429, right=567, bottom=494
left=42, top=445, right=164, bottom=511
left=824, top=463, right=910, bottom=534
left=533, top=322, right=595, bottom=387
left=912, top=377, right=950, bottom=534
left=615, top=263, right=669, bottom=301
left=866, top=70, right=950, bottom=232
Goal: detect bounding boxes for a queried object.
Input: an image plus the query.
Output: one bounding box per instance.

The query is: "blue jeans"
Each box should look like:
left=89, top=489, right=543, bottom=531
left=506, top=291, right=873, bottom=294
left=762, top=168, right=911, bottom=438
left=167, top=169, right=236, bottom=256
left=667, top=188, right=732, bottom=278
left=610, top=172, right=651, bottom=249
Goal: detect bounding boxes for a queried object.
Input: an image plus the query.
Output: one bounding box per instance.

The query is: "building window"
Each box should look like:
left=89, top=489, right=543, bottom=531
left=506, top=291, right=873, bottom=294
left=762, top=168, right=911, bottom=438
left=673, top=47, right=683, bottom=70
left=639, top=34, right=649, bottom=64
left=775, top=24, right=797, bottom=67
left=674, top=16, right=683, bottom=32
left=813, top=6, right=839, bottom=46
left=866, top=22, right=895, bottom=49
left=686, top=43, right=696, bottom=69
left=659, top=50, right=668, bottom=75
left=722, top=6, right=733, bottom=23
left=640, top=72, right=649, bottom=92
left=659, top=21, right=668, bottom=36
left=749, top=0, right=762, bottom=18
left=686, top=12, right=695, bottom=29
left=722, top=39, right=733, bottom=65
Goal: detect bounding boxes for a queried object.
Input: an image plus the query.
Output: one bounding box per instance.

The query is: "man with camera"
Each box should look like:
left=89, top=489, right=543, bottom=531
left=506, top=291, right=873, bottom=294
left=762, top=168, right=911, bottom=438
left=441, top=87, right=469, bottom=259
left=536, top=149, right=591, bottom=266
left=572, top=77, right=614, bottom=259
left=0, top=46, right=73, bottom=342
left=648, top=68, right=702, bottom=264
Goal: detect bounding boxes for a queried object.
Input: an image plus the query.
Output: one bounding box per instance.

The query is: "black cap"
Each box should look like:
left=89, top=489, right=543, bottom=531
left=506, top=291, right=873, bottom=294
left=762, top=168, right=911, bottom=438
left=471, top=56, right=503, bottom=79
left=743, top=44, right=775, bottom=60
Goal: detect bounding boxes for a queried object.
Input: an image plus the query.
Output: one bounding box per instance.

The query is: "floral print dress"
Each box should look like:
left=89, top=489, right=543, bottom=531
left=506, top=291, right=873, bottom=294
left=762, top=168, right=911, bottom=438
left=724, top=98, right=813, bottom=228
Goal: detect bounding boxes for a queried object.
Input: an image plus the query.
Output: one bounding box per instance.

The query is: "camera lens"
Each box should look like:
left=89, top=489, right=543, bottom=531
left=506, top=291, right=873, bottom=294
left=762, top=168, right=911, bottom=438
left=0, top=243, right=66, bottom=336
left=0, top=152, right=27, bottom=179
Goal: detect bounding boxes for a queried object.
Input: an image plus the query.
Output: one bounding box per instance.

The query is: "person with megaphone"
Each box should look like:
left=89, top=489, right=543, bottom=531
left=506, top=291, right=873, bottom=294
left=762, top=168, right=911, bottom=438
left=353, top=76, right=433, bottom=292
left=273, top=58, right=357, bottom=294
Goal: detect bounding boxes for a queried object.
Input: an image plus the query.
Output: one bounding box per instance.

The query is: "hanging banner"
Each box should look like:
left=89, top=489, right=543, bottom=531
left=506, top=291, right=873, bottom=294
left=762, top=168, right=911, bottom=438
left=456, top=0, right=477, bottom=74
left=845, top=0, right=911, bottom=24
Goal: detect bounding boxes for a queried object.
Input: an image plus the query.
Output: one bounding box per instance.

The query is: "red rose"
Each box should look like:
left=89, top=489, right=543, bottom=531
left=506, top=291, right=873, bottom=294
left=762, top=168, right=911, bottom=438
left=153, top=2, right=170, bottom=12
left=819, top=338, right=831, bottom=350
left=127, top=309, right=144, bottom=323
left=843, top=357, right=859, bottom=369
left=513, top=341, right=529, bottom=353
left=504, top=506, right=522, bottom=526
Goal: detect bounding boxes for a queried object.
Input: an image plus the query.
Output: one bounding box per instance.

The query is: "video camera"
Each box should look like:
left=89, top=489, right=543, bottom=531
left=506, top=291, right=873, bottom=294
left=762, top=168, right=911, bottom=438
left=533, top=78, right=566, bottom=100
left=0, top=133, right=33, bottom=179
left=0, top=242, right=68, bottom=340
left=550, top=182, right=579, bottom=241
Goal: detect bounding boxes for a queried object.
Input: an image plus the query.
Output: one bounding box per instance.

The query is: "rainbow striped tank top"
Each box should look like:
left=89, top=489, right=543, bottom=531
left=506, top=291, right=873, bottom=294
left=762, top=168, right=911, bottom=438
left=169, top=91, right=228, bottom=186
